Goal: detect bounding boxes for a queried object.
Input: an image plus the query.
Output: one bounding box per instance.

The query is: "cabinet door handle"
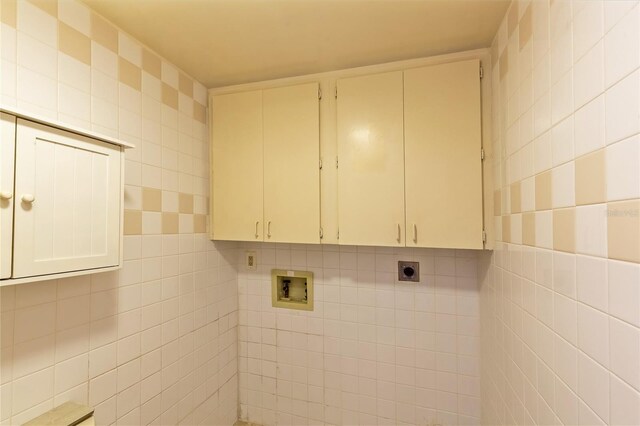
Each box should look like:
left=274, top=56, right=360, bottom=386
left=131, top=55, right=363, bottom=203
left=0, top=191, right=12, bottom=200
left=397, top=223, right=401, bottom=243
left=413, top=224, right=417, bottom=243
left=255, top=221, right=259, bottom=239
left=21, top=194, right=35, bottom=204
left=267, top=221, right=272, bottom=238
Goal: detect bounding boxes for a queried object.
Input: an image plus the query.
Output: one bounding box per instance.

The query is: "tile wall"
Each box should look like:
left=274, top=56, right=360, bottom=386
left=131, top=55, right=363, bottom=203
left=237, top=243, right=482, bottom=426
left=481, top=0, right=640, bottom=425
left=0, top=0, right=238, bottom=424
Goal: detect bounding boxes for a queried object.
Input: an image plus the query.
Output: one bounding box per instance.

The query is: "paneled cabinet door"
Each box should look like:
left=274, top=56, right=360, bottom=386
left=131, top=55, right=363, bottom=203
left=404, top=59, right=483, bottom=249
left=12, top=119, right=122, bottom=279
left=337, top=71, right=405, bottom=246
left=263, top=83, right=320, bottom=243
left=0, top=113, right=16, bottom=279
left=211, top=90, right=264, bottom=241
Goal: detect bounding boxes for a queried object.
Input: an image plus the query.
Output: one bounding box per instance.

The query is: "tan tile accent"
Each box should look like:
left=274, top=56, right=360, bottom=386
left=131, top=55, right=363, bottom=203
left=519, top=4, right=532, bottom=50
left=553, top=208, right=576, bottom=253
left=142, top=187, right=161, bottom=212
left=162, top=212, right=178, bottom=234
left=28, top=0, right=57, bottom=17
left=575, top=149, right=606, bottom=206
left=502, top=216, right=511, bottom=243
left=179, top=193, right=193, bottom=214
left=162, top=83, right=178, bottom=109
left=193, top=214, right=206, bottom=233
left=142, top=49, right=161, bottom=79
left=1, top=0, right=17, bottom=27
left=536, top=171, right=552, bottom=211
left=59, top=23, right=91, bottom=66
left=124, top=210, right=142, bottom=235
left=499, top=51, right=508, bottom=81
left=511, top=182, right=521, bottom=214
left=91, top=13, right=118, bottom=53
left=607, top=200, right=640, bottom=263
left=179, top=73, right=193, bottom=97
left=119, top=57, right=141, bottom=90
left=523, top=212, right=536, bottom=246
left=194, top=100, right=206, bottom=123
left=494, top=189, right=502, bottom=216
left=507, top=2, right=519, bottom=37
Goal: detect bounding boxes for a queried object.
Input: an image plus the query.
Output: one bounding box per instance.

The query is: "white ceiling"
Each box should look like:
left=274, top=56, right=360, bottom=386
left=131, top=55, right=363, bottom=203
left=82, top=0, right=510, bottom=88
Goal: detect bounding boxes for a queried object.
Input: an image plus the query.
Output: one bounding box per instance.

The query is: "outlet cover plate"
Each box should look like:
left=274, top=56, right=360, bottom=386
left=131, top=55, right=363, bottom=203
left=246, top=251, right=257, bottom=271
left=398, top=261, right=419, bottom=282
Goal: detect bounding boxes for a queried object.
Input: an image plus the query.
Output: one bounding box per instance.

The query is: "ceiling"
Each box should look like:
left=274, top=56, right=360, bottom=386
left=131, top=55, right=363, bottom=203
left=82, top=0, right=510, bottom=88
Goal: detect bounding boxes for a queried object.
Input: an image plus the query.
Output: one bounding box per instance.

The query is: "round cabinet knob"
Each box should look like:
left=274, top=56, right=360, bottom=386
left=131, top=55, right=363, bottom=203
left=0, top=191, right=12, bottom=200
left=21, top=194, right=35, bottom=203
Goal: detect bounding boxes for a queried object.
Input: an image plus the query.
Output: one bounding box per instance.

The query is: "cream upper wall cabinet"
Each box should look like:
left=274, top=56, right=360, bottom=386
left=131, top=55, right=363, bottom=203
left=0, top=108, right=130, bottom=286
left=211, top=90, right=264, bottom=241
left=263, top=83, right=320, bottom=243
left=1, top=113, right=16, bottom=279
left=210, top=83, right=320, bottom=243
left=336, top=71, right=406, bottom=247
left=404, top=59, right=483, bottom=249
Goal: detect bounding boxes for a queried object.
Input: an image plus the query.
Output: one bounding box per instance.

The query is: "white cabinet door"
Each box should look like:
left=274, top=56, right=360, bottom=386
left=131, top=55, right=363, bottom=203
left=211, top=90, right=264, bottom=241
left=12, top=119, right=122, bottom=278
left=263, top=83, right=320, bottom=244
left=337, top=71, right=405, bottom=246
left=0, top=113, right=16, bottom=279
left=404, top=59, right=483, bottom=249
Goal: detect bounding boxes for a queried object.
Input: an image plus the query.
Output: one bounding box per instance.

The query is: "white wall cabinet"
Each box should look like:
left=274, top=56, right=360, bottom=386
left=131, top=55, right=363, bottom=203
left=0, top=109, right=129, bottom=285
left=210, top=82, right=320, bottom=243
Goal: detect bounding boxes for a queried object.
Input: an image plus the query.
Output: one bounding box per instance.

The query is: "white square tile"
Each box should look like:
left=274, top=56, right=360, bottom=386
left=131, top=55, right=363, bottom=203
left=552, top=161, right=575, bottom=208
left=575, top=204, right=608, bottom=257
left=606, top=135, right=640, bottom=201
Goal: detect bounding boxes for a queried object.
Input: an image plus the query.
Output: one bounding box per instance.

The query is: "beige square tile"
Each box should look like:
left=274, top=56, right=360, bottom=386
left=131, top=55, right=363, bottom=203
left=179, top=73, right=193, bottom=97
left=123, top=210, right=142, bottom=235
left=193, top=214, right=206, bottom=233
left=119, top=57, right=141, bottom=91
left=162, top=83, right=178, bottom=109
left=142, top=49, right=161, bottom=79
left=576, top=149, right=606, bottom=205
left=91, top=13, right=117, bottom=53
left=502, top=216, right=511, bottom=243
left=1, top=0, right=17, bottom=27
left=511, top=182, right=522, bottom=214
left=162, top=212, right=178, bottom=234
left=28, top=0, right=57, bottom=17
left=193, top=101, right=206, bottom=124
left=179, top=193, right=193, bottom=214
left=500, top=51, right=509, bottom=81
left=519, top=4, right=532, bottom=50
left=554, top=208, right=576, bottom=253
left=59, top=22, right=91, bottom=66
left=142, top=188, right=161, bottom=212
left=523, top=212, right=536, bottom=246
left=507, top=2, right=518, bottom=37
left=536, top=171, right=553, bottom=211
left=608, top=200, right=640, bottom=263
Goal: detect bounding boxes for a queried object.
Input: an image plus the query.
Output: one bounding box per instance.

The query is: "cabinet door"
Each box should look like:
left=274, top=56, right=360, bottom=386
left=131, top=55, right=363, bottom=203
left=263, top=83, right=320, bottom=243
left=337, top=71, right=405, bottom=246
left=404, top=59, right=483, bottom=249
left=12, top=119, right=122, bottom=278
left=211, top=91, right=264, bottom=241
left=0, top=113, right=16, bottom=279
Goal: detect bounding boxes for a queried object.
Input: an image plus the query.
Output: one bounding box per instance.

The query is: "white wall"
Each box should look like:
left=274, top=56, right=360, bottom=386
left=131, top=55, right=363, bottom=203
left=237, top=243, right=482, bottom=426
left=481, top=1, right=640, bottom=425
left=0, top=1, right=238, bottom=424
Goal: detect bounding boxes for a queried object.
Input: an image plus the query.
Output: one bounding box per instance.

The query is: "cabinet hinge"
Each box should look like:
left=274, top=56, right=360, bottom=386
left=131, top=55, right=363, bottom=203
left=318, top=88, right=322, bottom=100
left=337, top=229, right=339, bottom=239
left=482, top=230, right=487, bottom=243
left=481, top=148, right=485, bottom=161
left=335, top=86, right=338, bottom=99
left=479, top=66, right=484, bottom=79
left=320, top=227, right=324, bottom=239
left=336, top=157, right=339, bottom=169
left=319, top=158, right=323, bottom=170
